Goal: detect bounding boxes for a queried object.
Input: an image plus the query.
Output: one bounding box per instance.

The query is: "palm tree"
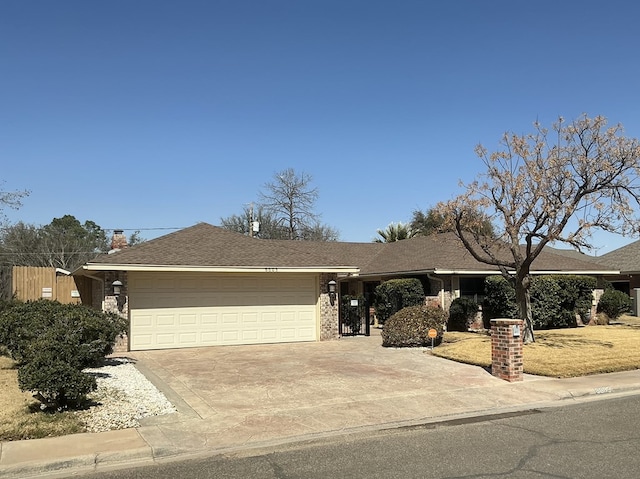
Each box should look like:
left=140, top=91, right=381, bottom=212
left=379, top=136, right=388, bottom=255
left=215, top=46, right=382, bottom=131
left=373, top=222, right=415, bottom=243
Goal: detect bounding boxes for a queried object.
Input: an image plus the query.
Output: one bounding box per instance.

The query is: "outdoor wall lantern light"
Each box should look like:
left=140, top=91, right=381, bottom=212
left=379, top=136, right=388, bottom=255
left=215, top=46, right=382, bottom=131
left=328, top=280, right=337, bottom=306
left=112, top=280, right=123, bottom=297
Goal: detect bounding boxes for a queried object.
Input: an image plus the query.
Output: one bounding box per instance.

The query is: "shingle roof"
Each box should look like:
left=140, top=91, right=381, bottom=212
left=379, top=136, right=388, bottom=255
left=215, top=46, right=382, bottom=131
left=594, top=239, right=640, bottom=273
left=86, top=223, right=615, bottom=275
left=357, top=233, right=613, bottom=275
left=88, top=223, right=355, bottom=269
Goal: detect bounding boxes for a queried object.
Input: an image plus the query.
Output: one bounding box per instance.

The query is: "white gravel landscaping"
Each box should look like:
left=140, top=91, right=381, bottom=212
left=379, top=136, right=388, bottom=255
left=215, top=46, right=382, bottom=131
left=75, top=358, right=176, bottom=433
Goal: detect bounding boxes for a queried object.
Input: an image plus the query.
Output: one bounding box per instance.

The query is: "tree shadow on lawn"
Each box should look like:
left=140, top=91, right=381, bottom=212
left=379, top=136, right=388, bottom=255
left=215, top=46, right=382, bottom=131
left=534, top=334, right=614, bottom=349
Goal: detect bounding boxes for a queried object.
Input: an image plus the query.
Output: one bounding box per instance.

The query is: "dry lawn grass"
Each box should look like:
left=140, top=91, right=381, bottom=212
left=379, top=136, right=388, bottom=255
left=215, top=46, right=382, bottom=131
left=0, top=356, right=84, bottom=441
left=433, top=315, right=640, bottom=378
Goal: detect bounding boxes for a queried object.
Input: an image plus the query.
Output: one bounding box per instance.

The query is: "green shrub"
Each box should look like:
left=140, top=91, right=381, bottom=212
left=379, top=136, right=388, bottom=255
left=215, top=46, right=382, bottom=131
left=0, top=300, right=127, bottom=410
left=597, top=289, right=632, bottom=320
left=373, top=278, right=424, bottom=324
left=0, top=300, right=126, bottom=366
left=553, top=275, right=596, bottom=322
left=530, top=276, right=566, bottom=329
left=482, top=276, right=518, bottom=327
left=18, top=342, right=97, bottom=410
left=381, top=305, right=447, bottom=347
left=447, top=297, right=479, bottom=332
left=483, top=275, right=597, bottom=330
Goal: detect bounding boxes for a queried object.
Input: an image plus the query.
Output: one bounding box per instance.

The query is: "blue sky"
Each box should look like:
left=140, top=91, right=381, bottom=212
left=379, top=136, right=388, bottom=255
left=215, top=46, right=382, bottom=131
left=2, top=0, right=639, bottom=253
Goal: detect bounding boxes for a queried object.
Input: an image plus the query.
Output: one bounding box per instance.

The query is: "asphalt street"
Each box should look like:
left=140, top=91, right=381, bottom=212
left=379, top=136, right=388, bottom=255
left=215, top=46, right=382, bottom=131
left=67, top=393, right=640, bottom=479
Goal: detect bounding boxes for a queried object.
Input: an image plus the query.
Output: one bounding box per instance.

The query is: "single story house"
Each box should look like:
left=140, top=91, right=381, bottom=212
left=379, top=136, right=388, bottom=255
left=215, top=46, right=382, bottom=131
left=73, top=223, right=618, bottom=351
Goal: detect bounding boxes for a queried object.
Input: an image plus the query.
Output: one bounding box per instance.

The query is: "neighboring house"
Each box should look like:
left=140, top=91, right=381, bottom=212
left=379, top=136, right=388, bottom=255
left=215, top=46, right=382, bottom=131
left=73, top=223, right=618, bottom=352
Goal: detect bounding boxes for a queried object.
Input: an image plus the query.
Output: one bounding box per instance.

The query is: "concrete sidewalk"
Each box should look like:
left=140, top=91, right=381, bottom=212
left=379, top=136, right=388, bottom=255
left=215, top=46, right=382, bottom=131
left=2, top=334, right=640, bottom=478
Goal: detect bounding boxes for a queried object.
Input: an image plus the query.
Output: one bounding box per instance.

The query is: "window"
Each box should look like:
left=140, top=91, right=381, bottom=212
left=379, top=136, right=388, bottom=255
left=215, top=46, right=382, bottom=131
left=459, top=277, right=485, bottom=303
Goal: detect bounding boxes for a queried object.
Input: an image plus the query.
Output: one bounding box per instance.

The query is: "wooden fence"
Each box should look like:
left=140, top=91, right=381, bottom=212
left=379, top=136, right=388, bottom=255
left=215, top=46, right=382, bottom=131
left=5, top=266, right=82, bottom=304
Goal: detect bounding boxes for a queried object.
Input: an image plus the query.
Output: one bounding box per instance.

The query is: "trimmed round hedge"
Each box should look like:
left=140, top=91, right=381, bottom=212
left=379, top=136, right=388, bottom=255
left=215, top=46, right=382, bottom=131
left=381, top=304, right=447, bottom=348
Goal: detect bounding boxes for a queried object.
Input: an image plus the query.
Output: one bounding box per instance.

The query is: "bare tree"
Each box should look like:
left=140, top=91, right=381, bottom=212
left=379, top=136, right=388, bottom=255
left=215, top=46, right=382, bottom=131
left=259, top=168, right=322, bottom=240
left=220, top=204, right=288, bottom=239
left=441, top=115, right=640, bottom=343
left=0, top=182, right=29, bottom=225
left=301, top=222, right=340, bottom=242
left=221, top=169, right=339, bottom=241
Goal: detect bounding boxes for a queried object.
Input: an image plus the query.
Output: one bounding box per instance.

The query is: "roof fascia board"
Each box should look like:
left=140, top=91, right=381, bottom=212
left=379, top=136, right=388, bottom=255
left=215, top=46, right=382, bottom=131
left=358, top=268, right=619, bottom=277
left=81, top=264, right=359, bottom=274
left=433, top=269, right=619, bottom=275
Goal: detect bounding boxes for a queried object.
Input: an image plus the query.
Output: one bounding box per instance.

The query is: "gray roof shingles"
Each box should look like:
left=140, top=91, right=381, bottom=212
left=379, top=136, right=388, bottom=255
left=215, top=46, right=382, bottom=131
left=595, top=239, right=640, bottom=272
left=87, top=223, right=614, bottom=275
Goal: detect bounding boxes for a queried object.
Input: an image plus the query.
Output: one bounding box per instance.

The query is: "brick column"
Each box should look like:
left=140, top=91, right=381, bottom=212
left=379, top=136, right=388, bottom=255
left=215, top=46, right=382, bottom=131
left=490, top=319, right=524, bottom=382
left=319, top=273, right=339, bottom=340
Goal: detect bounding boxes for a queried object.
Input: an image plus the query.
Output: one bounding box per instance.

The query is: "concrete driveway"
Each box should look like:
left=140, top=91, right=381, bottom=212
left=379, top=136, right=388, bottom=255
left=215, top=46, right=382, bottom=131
left=127, top=330, right=561, bottom=455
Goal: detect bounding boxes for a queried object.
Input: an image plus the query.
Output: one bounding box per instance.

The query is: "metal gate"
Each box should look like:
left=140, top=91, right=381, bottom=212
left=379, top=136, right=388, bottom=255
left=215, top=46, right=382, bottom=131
left=339, top=294, right=371, bottom=336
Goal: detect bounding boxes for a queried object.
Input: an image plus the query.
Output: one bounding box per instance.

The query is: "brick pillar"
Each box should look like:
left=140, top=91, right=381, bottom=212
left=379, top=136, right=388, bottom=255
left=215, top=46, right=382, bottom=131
left=319, top=273, right=339, bottom=340
left=490, top=319, right=524, bottom=382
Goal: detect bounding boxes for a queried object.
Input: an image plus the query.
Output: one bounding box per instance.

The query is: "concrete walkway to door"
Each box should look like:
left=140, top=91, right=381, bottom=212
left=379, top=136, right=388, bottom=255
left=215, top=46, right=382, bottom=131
left=4, top=330, right=640, bottom=478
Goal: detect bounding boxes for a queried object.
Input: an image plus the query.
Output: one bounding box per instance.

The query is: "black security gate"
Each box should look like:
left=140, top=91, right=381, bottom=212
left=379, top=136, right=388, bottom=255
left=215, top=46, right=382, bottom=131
left=339, top=294, right=371, bottom=336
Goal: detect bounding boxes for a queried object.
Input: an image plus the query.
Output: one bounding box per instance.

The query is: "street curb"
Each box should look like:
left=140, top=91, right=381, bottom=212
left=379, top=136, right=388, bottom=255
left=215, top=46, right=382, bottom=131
left=3, top=385, right=640, bottom=479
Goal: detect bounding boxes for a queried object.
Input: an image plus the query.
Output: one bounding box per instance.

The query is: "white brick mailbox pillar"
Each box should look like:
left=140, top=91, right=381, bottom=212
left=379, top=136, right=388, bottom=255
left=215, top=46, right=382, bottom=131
left=490, top=318, right=524, bottom=382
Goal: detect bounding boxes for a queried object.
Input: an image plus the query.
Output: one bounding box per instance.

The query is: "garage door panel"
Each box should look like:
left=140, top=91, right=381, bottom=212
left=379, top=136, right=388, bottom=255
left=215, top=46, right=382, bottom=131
left=133, top=292, right=312, bottom=309
left=129, top=273, right=318, bottom=350
left=201, top=313, right=219, bottom=324
left=222, top=312, right=239, bottom=324
left=201, top=331, right=219, bottom=343
left=179, top=314, right=197, bottom=325
left=298, top=328, right=315, bottom=340
left=242, top=312, right=258, bottom=324
left=179, top=332, right=197, bottom=344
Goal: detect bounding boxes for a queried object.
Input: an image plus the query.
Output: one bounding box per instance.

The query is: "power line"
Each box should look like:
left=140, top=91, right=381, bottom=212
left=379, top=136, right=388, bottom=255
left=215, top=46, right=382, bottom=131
left=101, top=227, right=185, bottom=231
left=0, top=226, right=187, bottom=232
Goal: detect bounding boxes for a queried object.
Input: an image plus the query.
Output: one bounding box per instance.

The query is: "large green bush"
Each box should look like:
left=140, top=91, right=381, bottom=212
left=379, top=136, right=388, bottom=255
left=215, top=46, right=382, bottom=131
left=530, top=276, right=565, bottom=329
left=482, top=276, right=518, bottom=327
left=18, top=340, right=98, bottom=409
left=0, top=300, right=127, bottom=410
left=447, top=297, right=479, bottom=332
left=483, top=275, right=598, bottom=330
left=597, top=289, right=632, bottom=320
left=553, top=275, right=596, bottom=322
left=373, top=278, right=424, bottom=324
left=0, top=300, right=126, bottom=365
left=381, top=305, right=447, bottom=347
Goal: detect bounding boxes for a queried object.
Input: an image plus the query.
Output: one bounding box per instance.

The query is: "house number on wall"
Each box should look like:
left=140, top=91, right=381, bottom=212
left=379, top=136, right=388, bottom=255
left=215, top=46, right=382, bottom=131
left=265, top=267, right=278, bottom=272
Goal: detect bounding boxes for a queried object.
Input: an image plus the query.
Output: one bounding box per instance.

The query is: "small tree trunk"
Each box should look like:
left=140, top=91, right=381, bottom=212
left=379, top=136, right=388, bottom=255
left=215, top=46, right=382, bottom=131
left=515, top=273, right=535, bottom=344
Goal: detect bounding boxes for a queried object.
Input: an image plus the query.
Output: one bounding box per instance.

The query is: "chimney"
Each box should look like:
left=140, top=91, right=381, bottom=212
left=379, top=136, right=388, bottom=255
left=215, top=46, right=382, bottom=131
left=110, top=229, right=128, bottom=252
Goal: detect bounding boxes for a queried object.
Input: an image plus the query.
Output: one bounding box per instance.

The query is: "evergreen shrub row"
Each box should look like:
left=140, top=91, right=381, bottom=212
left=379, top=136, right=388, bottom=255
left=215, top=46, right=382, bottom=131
left=482, top=275, right=598, bottom=329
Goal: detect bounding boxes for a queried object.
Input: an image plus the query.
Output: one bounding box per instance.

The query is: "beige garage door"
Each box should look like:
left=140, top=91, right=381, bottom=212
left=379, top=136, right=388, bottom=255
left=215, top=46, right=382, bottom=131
left=128, top=272, right=318, bottom=350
